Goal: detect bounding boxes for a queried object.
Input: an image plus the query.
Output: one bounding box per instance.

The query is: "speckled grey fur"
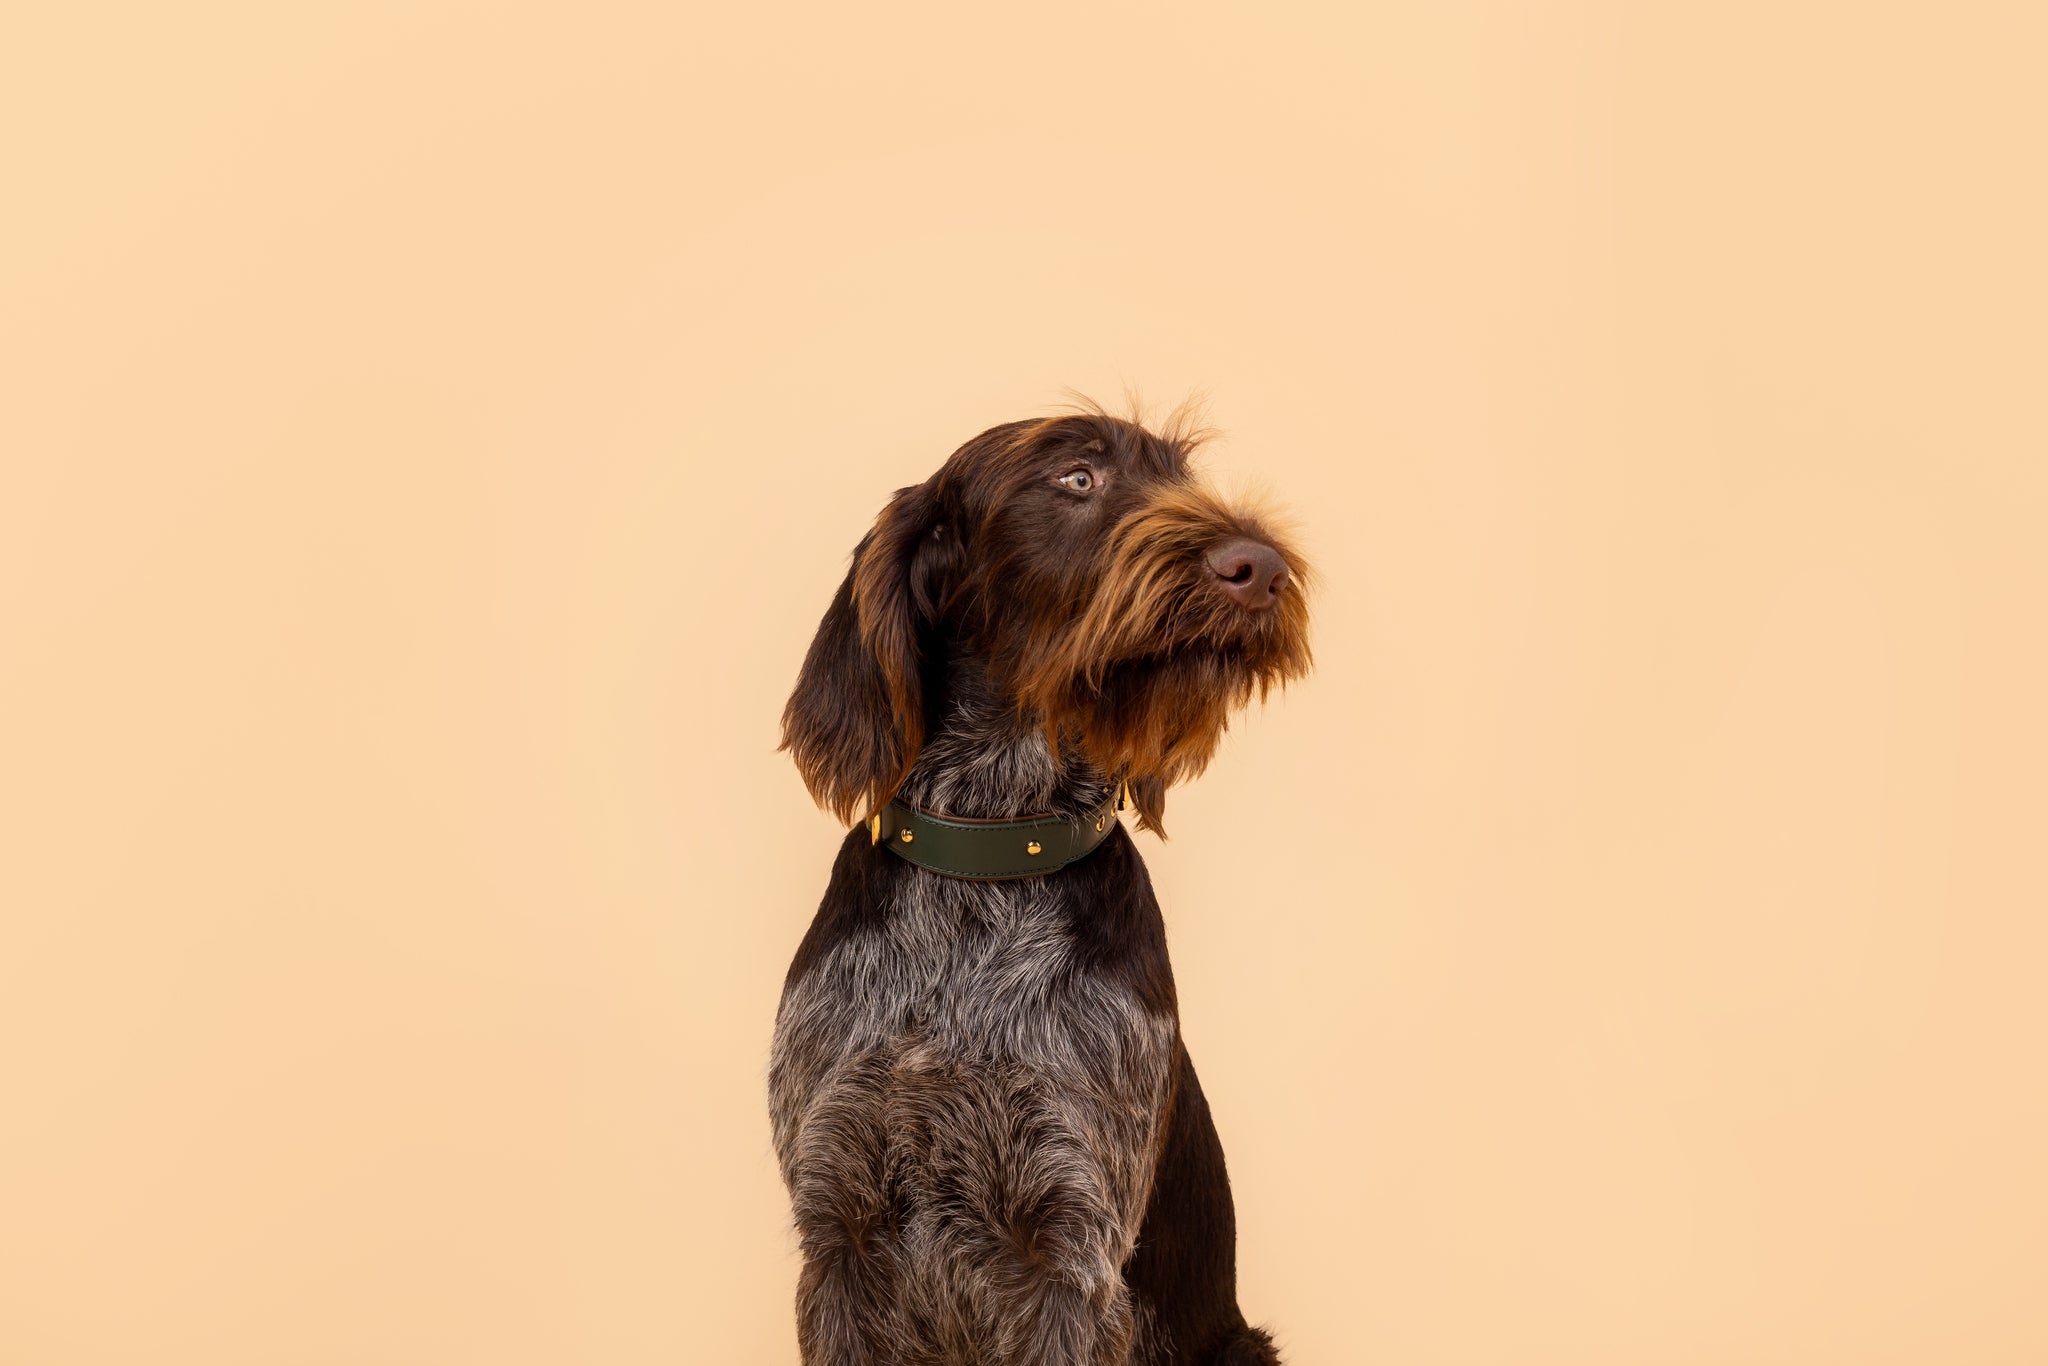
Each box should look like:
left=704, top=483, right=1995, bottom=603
left=770, top=695, right=1176, bottom=1365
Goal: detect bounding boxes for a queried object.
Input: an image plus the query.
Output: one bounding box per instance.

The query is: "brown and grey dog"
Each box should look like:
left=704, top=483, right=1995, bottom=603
left=771, top=406, right=1311, bottom=1365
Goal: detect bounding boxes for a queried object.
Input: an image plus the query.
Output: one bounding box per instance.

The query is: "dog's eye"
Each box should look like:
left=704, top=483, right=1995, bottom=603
left=1057, top=469, right=1096, bottom=494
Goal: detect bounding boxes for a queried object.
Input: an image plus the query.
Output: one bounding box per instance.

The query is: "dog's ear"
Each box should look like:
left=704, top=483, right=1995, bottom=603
left=781, top=482, right=952, bottom=824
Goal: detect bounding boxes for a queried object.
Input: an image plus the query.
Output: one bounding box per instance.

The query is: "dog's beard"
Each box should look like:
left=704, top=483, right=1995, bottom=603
left=993, top=483, right=1311, bottom=831
left=1019, top=614, right=1310, bottom=834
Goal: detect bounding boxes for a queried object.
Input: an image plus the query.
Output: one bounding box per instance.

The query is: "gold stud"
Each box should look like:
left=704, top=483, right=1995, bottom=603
left=1026, top=841, right=1042, bottom=855
left=899, top=828, right=914, bottom=843
left=869, top=813, right=881, bottom=845
left=1094, top=816, right=1106, bottom=832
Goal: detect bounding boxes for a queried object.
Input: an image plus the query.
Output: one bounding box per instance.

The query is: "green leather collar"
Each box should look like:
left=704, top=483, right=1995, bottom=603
left=869, top=785, right=1125, bottom=880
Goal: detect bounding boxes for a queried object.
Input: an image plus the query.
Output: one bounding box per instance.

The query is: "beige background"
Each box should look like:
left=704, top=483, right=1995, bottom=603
left=4, top=3, right=2045, bottom=1363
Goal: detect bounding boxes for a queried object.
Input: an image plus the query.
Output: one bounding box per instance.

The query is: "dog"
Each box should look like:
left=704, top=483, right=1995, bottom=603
left=771, top=405, right=1311, bottom=1365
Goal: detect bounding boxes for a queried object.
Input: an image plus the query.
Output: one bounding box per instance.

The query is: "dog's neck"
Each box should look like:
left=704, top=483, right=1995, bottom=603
left=897, top=662, right=1113, bottom=821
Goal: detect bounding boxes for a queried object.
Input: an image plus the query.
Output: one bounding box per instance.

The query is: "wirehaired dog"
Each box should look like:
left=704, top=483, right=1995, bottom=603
left=772, top=406, right=1311, bottom=1365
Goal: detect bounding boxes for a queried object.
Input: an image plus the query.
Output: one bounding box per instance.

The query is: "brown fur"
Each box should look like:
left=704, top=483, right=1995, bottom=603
left=773, top=404, right=1307, bottom=1364
left=781, top=406, right=1310, bottom=832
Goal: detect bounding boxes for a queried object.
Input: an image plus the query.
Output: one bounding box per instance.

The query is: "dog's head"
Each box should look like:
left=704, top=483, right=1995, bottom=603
left=781, top=405, right=1311, bottom=834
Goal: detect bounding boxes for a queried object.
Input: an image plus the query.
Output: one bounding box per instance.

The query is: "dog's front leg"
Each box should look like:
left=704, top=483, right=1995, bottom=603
left=792, top=1220, right=914, bottom=1366
left=779, top=1062, right=923, bottom=1366
left=975, top=1261, right=1134, bottom=1366
left=955, top=1161, right=1144, bottom=1366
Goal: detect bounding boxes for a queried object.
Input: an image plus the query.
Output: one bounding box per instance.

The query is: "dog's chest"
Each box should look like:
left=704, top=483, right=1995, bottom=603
left=775, top=876, right=1144, bottom=1083
left=771, top=872, right=1176, bottom=1234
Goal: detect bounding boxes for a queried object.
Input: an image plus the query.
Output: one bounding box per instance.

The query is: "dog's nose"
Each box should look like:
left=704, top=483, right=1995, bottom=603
left=1205, top=537, right=1289, bottom=610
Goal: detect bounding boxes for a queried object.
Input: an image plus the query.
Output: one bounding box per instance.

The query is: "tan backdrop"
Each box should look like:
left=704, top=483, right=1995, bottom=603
left=4, top=3, right=2044, bottom=1363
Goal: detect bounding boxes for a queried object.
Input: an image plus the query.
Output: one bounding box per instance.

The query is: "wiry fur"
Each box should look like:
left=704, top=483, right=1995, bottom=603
left=773, top=408, right=1306, bottom=1364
